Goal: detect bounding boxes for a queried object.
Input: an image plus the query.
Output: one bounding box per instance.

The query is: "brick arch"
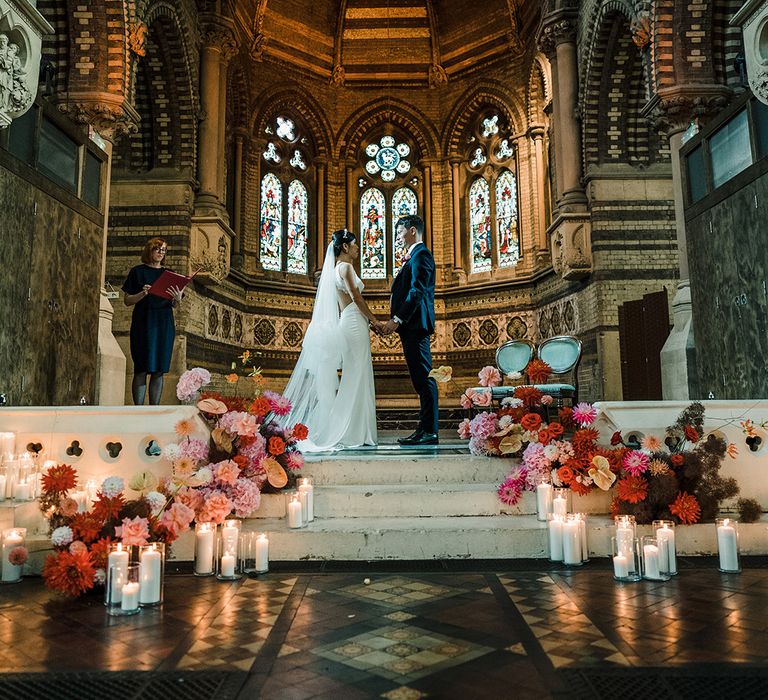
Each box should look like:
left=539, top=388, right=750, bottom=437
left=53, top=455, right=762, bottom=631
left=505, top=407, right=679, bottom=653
left=336, top=98, right=439, bottom=162
left=443, top=82, right=527, bottom=158
left=577, top=0, right=634, bottom=85
left=527, top=54, right=550, bottom=126
left=712, top=0, right=746, bottom=89
left=114, top=10, right=197, bottom=173
left=581, top=8, right=661, bottom=168
left=251, top=86, right=332, bottom=158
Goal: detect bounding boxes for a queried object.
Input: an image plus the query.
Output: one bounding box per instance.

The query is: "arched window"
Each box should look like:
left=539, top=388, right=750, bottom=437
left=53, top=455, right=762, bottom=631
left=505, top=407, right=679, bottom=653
left=464, top=112, right=520, bottom=273
left=257, top=114, right=314, bottom=274
left=357, top=133, right=420, bottom=279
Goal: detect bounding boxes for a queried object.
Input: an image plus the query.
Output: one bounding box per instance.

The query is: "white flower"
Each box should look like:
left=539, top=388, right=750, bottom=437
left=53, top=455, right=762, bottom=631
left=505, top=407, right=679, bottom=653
left=551, top=467, right=562, bottom=487
left=196, top=467, right=213, bottom=484
left=501, top=397, right=523, bottom=408
left=146, top=490, right=166, bottom=515
left=543, top=443, right=559, bottom=460
left=101, top=476, right=124, bottom=498
left=506, top=371, right=522, bottom=381
left=498, top=415, right=512, bottom=428
left=162, top=443, right=181, bottom=462
left=93, top=568, right=106, bottom=585
left=51, top=526, right=74, bottom=547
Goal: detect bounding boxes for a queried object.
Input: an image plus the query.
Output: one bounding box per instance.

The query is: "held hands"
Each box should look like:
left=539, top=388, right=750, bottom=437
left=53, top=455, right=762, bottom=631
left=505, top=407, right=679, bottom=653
left=370, top=319, right=399, bottom=336
left=167, top=285, right=184, bottom=304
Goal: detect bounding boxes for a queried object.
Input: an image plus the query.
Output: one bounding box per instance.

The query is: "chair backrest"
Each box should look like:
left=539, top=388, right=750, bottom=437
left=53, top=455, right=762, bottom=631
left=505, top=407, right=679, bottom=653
left=495, top=339, right=535, bottom=376
left=538, top=335, right=582, bottom=375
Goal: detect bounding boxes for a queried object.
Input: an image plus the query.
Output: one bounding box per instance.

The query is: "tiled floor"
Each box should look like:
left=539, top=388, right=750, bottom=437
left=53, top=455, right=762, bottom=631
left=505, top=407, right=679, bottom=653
left=1, top=562, right=768, bottom=698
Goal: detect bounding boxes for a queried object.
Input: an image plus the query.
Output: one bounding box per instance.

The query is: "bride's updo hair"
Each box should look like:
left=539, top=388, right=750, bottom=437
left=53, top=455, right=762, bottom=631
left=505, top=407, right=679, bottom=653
left=332, top=229, right=356, bottom=257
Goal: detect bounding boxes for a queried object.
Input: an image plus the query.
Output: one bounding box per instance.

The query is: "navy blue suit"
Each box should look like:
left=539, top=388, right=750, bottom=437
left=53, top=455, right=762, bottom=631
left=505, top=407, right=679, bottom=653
left=391, top=243, right=439, bottom=434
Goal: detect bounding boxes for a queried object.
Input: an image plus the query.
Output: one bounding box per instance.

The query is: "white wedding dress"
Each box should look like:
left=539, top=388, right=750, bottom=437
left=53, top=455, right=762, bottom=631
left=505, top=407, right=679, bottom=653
left=279, top=246, right=377, bottom=451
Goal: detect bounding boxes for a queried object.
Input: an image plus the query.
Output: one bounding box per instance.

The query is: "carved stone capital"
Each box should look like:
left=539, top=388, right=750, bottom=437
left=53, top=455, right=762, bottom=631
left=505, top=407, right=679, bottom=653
left=538, top=13, right=577, bottom=57
left=200, top=18, right=237, bottom=62
left=55, top=92, right=140, bottom=140
left=642, top=85, right=733, bottom=135
left=249, top=32, right=267, bottom=61
left=548, top=213, right=592, bottom=280
left=428, top=63, right=448, bottom=87
left=330, top=63, right=346, bottom=87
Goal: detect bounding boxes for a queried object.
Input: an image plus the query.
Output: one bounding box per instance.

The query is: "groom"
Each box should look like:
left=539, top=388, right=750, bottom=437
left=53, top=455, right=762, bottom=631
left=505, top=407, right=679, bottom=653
left=378, top=215, right=439, bottom=446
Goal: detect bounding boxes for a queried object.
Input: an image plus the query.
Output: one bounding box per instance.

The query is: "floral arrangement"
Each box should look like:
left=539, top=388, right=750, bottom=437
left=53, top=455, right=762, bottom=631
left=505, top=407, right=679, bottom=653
left=611, top=402, right=739, bottom=524
left=39, top=465, right=195, bottom=597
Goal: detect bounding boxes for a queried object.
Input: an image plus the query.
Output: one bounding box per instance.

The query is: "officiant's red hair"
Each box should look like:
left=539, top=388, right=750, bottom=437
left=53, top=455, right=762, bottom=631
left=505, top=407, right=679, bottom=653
left=141, top=237, right=167, bottom=264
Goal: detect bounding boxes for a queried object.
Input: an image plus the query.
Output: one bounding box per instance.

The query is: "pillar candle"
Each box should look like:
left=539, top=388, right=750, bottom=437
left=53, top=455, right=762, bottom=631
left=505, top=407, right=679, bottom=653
left=139, top=545, right=162, bottom=605
left=4, top=461, right=18, bottom=500
left=220, top=553, right=236, bottom=577
left=577, top=515, right=588, bottom=561
left=0, top=474, right=6, bottom=501
left=120, top=582, right=140, bottom=611
left=562, top=519, right=582, bottom=565
left=0, top=432, right=15, bottom=459
left=717, top=520, right=739, bottom=572
left=656, top=525, right=676, bottom=575
left=535, top=482, right=552, bottom=521
left=2, top=530, right=24, bottom=582
left=616, top=525, right=635, bottom=572
left=255, top=534, right=269, bottom=572
left=287, top=497, right=303, bottom=528
left=548, top=516, right=564, bottom=561
left=12, top=480, right=31, bottom=501
left=552, top=494, right=567, bottom=518
left=298, top=479, right=314, bottom=522
left=613, top=553, right=629, bottom=578
left=221, top=522, right=239, bottom=555
left=643, top=543, right=661, bottom=579
left=194, top=525, right=215, bottom=575
left=107, top=545, right=129, bottom=603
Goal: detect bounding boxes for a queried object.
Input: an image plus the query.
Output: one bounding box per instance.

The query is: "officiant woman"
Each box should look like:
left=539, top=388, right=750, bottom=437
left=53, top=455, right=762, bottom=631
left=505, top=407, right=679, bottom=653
left=122, top=237, right=184, bottom=405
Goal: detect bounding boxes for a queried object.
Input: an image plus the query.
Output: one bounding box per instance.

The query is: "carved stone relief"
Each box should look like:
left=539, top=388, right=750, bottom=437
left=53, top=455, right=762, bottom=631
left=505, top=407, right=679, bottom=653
left=550, top=214, right=592, bottom=280
left=732, top=1, right=768, bottom=106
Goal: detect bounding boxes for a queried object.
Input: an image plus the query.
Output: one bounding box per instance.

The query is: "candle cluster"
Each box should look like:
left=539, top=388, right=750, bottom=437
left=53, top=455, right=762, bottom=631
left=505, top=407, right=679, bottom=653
left=0, top=434, right=40, bottom=503
left=547, top=490, right=589, bottom=566
left=194, top=521, right=270, bottom=579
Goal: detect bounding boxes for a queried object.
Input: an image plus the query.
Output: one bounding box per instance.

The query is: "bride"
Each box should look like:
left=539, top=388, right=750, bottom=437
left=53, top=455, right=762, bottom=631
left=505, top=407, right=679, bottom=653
left=280, top=229, right=378, bottom=450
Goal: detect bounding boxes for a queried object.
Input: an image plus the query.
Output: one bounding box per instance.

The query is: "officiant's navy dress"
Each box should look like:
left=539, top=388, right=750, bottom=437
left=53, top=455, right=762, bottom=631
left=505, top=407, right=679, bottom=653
left=122, top=264, right=175, bottom=374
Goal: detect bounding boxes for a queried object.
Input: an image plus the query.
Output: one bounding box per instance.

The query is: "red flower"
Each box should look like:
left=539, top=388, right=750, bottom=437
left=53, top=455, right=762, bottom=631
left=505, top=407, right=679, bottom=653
left=92, top=493, right=125, bottom=523
left=610, top=431, right=624, bottom=446
left=526, top=359, right=552, bottom=384
left=610, top=497, right=620, bottom=518
left=670, top=454, right=685, bottom=467
left=670, top=492, right=701, bottom=524
left=292, top=423, right=309, bottom=441
left=537, top=428, right=551, bottom=446
left=41, top=464, right=77, bottom=494
left=570, top=479, right=592, bottom=497
left=42, top=550, right=95, bottom=597
left=571, top=428, right=599, bottom=455
left=268, top=436, right=286, bottom=456
left=69, top=513, right=103, bottom=544
left=232, top=454, right=249, bottom=470
left=557, top=465, right=575, bottom=484
left=558, top=407, right=575, bottom=430
left=683, top=425, right=699, bottom=443
left=548, top=422, right=564, bottom=438
left=593, top=447, right=624, bottom=473
left=514, top=386, right=544, bottom=408
left=616, top=476, right=648, bottom=504
left=249, top=396, right=272, bottom=418
left=89, top=537, right=112, bottom=569
left=520, top=413, right=542, bottom=431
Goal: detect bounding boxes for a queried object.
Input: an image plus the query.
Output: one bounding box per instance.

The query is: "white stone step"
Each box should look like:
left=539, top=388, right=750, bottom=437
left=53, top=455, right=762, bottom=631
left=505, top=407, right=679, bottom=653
left=302, top=451, right=508, bottom=486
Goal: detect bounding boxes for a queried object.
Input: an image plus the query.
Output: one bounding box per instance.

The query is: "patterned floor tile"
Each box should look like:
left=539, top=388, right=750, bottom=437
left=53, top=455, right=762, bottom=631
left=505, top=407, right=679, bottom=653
left=333, top=576, right=464, bottom=609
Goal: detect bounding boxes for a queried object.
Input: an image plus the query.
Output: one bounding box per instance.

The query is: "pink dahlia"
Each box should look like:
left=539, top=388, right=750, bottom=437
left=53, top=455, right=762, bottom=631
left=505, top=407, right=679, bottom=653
left=478, top=366, right=502, bottom=388
left=572, top=402, right=598, bottom=426
left=622, top=449, right=650, bottom=476
left=264, top=390, right=292, bottom=416
left=457, top=418, right=471, bottom=439
left=498, top=476, right=523, bottom=506
left=285, top=452, right=304, bottom=471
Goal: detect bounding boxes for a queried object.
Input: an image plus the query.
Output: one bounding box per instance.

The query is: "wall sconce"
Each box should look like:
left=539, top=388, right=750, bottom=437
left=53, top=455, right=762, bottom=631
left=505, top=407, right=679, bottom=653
left=105, top=441, right=122, bottom=459
left=66, top=440, right=83, bottom=457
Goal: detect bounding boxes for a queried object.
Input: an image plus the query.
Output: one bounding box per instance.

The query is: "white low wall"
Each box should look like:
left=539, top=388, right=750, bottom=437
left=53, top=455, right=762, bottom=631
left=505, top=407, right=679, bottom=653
left=593, top=400, right=768, bottom=509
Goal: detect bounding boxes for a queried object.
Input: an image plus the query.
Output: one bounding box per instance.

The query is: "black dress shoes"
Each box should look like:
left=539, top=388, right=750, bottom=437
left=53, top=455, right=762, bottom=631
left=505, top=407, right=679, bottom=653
left=398, top=431, right=439, bottom=446
left=397, top=430, right=423, bottom=445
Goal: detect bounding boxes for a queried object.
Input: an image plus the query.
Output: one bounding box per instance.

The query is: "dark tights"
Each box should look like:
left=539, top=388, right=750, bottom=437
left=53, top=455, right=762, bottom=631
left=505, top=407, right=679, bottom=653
left=132, top=372, right=165, bottom=405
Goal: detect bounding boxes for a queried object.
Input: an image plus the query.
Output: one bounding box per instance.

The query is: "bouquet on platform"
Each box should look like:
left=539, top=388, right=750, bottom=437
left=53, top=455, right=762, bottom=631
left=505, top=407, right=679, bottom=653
left=170, top=354, right=307, bottom=526
left=611, top=402, right=739, bottom=524
left=39, top=466, right=194, bottom=597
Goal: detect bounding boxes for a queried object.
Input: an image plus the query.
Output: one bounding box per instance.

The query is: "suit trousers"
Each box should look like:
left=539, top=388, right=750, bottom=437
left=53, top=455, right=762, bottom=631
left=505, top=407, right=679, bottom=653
left=400, top=331, right=439, bottom=434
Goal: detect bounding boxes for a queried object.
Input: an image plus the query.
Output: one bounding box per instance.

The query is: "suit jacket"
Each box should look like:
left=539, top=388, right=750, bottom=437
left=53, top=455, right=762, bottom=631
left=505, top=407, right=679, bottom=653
left=390, top=242, right=435, bottom=335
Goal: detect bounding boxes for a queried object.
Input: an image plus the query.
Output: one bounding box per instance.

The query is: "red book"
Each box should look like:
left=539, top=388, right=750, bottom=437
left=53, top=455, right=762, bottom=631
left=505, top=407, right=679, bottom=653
left=148, top=269, right=198, bottom=299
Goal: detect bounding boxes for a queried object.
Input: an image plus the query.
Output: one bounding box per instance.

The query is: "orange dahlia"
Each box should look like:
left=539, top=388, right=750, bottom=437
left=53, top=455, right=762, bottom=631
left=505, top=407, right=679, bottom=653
left=88, top=537, right=112, bottom=569
left=571, top=428, right=599, bottom=455
left=41, top=464, right=77, bottom=494
left=558, top=407, right=575, bottom=430
left=616, top=475, right=648, bottom=504
left=92, top=493, right=126, bottom=523
left=514, top=385, right=543, bottom=408
left=42, top=550, right=95, bottom=597
left=669, top=491, right=701, bottom=524
left=249, top=396, right=272, bottom=418
left=69, top=513, right=103, bottom=544
left=526, top=358, right=552, bottom=384
left=570, top=479, right=592, bottom=497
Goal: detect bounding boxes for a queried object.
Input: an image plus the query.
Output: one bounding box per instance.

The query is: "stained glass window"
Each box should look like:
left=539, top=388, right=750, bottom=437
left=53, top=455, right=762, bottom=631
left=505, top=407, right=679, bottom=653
left=286, top=180, right=308, bottom=274
left=360, top=188, right=386, bottom=279
left=391, top=187, right=418, bottom=275
left=469, top=178, right=492, bottom=273
left=496, top=170, right=519, bottom=268
left=260, top=173, right=282, bottom=272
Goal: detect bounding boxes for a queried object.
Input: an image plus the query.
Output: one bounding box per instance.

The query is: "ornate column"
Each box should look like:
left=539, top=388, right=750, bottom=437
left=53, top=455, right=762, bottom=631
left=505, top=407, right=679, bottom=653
left=538, top=11, right=591, bottom=280
left=449, top=157, right=463, bottom=271
left=529, top=126, right=549, bottom=258
left=346, top=163, right=356, bottom=232
left=315, top=158, right=327, bottom=272
left=231, top=129, right=246, bottom=261
left=420, top=160, right=435, bottom=250
left=196, top=23, right=236, bottom=210
left=217, top=46, right=237, bottom=206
